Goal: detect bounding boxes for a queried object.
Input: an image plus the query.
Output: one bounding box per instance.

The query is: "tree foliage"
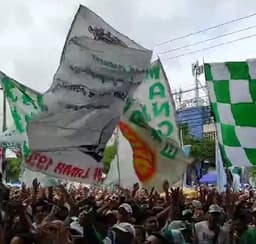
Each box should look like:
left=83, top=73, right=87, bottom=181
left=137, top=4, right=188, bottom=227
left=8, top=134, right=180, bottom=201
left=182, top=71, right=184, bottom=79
left=180, top=123, right=215, bottom=164
left=103, top=140, right=117, bottom=173
left=5, top=157, right=22, bottom=182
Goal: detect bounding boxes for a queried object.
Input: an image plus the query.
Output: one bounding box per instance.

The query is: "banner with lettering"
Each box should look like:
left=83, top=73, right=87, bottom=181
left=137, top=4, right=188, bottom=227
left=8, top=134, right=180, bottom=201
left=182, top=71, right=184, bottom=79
left=120, top=98, right=189, bottom=191
left=24, top=150, right=103, bottom=183
left=0, top=127, right=103, bottom=183
left=134, top=59, right=179, bottom=142
left=0, top=72, right=44, bottom=157
left=0, top=127, right=23, bottom=150
left=25, top=5, right=151, bottom=183
left=0, top=76, right=108, bottom=184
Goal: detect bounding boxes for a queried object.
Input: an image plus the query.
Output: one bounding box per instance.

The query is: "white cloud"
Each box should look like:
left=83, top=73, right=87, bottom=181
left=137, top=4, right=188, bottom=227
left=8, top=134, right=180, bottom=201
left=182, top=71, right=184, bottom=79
left=1, top=0, right=256, bottom=95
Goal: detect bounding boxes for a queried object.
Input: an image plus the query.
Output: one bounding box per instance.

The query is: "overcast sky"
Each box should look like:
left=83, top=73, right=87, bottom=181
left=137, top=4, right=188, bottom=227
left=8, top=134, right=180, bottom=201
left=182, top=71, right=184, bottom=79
left=1, top=0, right=256, bottom=97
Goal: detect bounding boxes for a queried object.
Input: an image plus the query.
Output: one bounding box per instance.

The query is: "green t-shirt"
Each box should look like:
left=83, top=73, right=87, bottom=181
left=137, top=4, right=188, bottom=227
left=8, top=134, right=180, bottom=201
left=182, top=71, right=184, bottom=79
left=239, top=228, right=256, bottom=244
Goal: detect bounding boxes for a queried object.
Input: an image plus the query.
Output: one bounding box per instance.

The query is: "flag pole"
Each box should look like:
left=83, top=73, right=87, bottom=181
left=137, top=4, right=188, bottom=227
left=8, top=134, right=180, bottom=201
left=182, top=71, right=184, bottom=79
left=180, top=127, right=186, bottom=189
left=2, top=90, right=6, bottom=131
left=116, top=127, right=121, bottom=186
left=2, top=88, right=6, bottom=180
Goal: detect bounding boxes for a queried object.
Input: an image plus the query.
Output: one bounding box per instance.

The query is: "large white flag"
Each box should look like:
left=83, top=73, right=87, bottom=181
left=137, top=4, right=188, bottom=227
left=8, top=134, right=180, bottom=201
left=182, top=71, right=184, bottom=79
left=134, top=59, right=179, bottom=141
left=105, top=60, right=183, bottom=188
left=120, top=98, right=189, bottom=191
left=117, top=61, right=188, bottom=190
left=25, top=5, right=151, bottom=183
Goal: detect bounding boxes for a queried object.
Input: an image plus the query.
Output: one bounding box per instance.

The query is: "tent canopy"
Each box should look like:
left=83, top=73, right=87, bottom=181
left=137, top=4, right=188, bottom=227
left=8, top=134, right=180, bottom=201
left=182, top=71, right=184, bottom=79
left=199, top=172, right=217, bottom=184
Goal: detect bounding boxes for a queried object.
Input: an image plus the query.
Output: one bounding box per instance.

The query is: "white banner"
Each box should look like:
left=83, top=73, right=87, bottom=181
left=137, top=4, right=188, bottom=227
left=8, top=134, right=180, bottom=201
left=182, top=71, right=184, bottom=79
left=104, top=128, right=139, bottom=188
left=24, top=150, right=103, bottom=183
left=120, top=99, right=189, bottom=191
left=134, top=59, right=179, bottom=141
left=0, top=127, right=103, bottom=183
left=106, top=60, right=185, bottom=189
left=0, top=127, right=23, bottom=150
left=25, top=5, right=151, bottom=183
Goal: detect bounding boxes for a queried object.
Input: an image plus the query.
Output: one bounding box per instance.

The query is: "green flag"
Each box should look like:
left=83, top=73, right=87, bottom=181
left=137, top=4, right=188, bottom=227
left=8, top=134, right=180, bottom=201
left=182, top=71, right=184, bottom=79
left=0, top=71, right=45, bottom=157
left=204, top=60, right=256, bottom=167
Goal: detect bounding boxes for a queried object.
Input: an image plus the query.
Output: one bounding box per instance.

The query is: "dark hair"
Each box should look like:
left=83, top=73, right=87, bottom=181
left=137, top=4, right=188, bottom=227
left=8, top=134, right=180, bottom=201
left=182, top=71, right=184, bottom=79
left=56, top=206, right=69, bottom=221
left=143, top=213, right=158, bottom=222
left=150, top=233, right=172, bottom=244
left=232, top=208, right=251, bottom=224
left=134, top=225, right=146, bottom=240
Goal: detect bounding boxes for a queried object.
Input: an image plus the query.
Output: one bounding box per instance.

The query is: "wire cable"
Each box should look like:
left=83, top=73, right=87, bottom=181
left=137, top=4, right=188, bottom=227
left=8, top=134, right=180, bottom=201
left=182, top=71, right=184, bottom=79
left=155, top=12, right=256, bottom=46
left=172, top=86, right=207, bottom=95
left=158, top=24, right=256, bottom=55
left=161, top=32, right=256, bottom=61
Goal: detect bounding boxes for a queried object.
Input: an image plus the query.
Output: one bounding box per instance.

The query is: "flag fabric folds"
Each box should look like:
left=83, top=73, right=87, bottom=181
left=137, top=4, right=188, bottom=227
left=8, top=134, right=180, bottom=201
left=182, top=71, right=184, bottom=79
left=134, top=59, right=179, bottom=141
left=215, top=139, right=227, bottom=192
left=205, top=60, right=256, bottom=167
left=120, top=98, right=189, bottom=191
left=0, top=72, right=44, bottom=157
left=0, top=5, right=151, bottom=184
left=104, top=129, right=139, bottom=188
left=0, top=126, right=23, bottom=151
left=117, top=60, right=188, bottom=190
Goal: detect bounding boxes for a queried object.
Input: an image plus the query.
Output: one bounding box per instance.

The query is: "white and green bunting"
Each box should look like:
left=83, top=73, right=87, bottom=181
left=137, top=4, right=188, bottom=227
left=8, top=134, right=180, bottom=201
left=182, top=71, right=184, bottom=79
left=0, top=71, right=45, bottom=157
left=204, top=60, right=256, bottom=167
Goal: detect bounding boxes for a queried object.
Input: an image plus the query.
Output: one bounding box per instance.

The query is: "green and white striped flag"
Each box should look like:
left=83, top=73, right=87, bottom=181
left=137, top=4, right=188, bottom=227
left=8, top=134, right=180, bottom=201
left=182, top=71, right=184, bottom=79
left=204, top=60, right=256, bottom=167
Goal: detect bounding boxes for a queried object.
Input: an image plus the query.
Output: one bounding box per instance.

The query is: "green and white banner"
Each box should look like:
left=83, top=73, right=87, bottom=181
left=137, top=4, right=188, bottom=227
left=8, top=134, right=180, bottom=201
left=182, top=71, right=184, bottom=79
left=0, top=126, right=23, bottom=150
left=119, top=98, right=189, bottom=191
left=0, top=72, right=44, bottom=157
left=134, top=59, right=179, bottom=142
left=205, top=60, right=256, bottom=167
left=106, top=60, right=185, bottom=189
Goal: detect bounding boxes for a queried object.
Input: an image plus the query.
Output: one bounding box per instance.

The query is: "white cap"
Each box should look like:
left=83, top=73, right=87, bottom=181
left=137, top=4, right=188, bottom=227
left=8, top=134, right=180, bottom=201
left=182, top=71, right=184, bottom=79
left=113, top=222, right=136, bottom=237
left=70, top=221, right=84, bottom=236
left=192, top=200, right=202, bottom=209
left=119, top=203, right=133, bottom=214
left=208, top=204, right=222, bottom=213
left=168, top=220, right=187, bottom=231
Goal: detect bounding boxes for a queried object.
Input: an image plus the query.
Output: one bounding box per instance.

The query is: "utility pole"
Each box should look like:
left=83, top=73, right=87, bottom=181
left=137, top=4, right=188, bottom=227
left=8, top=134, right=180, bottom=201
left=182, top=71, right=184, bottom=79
left=192, top=61, right=201, bottom=107
left=192, top=61, right=205, bottom=106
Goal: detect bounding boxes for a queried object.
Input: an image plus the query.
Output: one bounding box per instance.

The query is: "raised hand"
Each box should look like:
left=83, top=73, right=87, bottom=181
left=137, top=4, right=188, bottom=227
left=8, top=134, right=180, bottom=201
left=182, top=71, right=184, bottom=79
left=162, top=180, right=170, bottom=193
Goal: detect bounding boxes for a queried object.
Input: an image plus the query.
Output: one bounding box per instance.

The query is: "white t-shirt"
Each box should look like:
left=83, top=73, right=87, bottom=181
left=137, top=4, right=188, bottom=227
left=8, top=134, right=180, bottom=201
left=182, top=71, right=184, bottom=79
left=195, top=221, right=230, bottom=244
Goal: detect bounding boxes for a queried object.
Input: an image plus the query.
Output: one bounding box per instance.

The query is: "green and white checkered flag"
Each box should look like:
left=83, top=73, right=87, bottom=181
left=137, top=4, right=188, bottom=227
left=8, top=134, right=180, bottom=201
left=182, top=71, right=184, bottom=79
left=204, top=60, right=256, bottom=167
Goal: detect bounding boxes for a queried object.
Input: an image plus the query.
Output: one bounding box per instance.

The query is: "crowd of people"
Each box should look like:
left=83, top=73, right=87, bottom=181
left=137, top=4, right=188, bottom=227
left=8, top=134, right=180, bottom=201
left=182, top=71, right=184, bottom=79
left=0, top=173, right=256, bottom=244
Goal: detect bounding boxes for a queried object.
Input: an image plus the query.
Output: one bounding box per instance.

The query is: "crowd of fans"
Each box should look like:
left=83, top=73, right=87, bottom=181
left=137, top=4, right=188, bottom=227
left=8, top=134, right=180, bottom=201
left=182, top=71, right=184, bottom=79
left=0, top=173, right=256, bottom=244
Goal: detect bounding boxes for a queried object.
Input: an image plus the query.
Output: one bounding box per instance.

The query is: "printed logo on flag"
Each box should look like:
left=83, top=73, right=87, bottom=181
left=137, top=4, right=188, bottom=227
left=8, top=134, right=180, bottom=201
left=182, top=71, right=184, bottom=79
left=119, top=121, right=156, bottom=182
